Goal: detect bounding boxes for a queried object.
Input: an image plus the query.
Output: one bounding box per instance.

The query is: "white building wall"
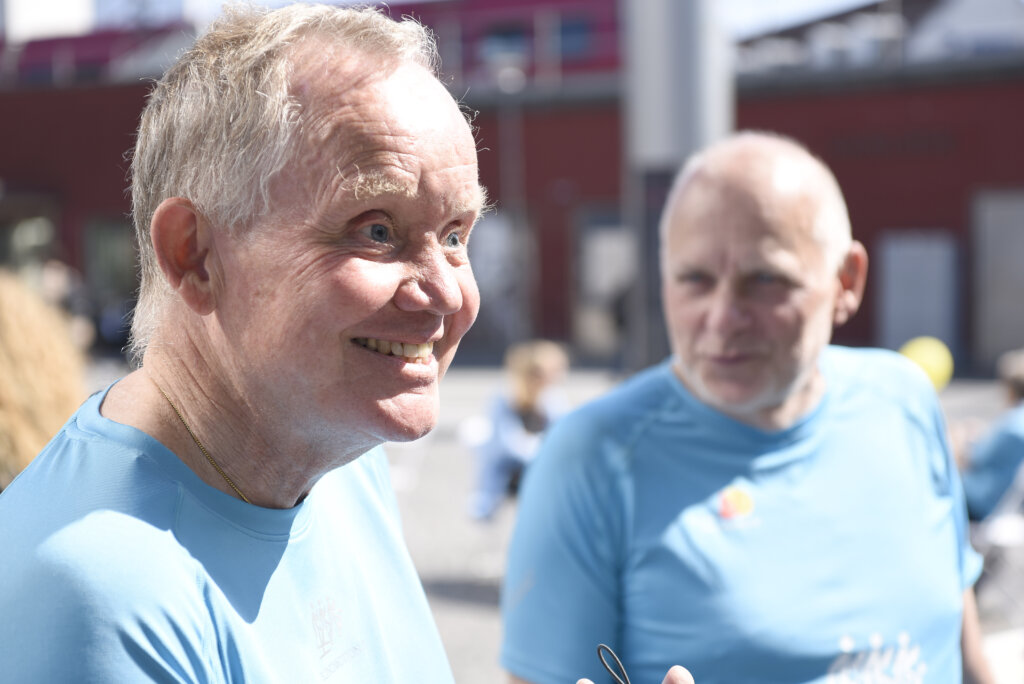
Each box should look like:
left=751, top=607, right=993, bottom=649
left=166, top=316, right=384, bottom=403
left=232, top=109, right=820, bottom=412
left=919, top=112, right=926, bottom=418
left=4, top=0, right=93, bottom=43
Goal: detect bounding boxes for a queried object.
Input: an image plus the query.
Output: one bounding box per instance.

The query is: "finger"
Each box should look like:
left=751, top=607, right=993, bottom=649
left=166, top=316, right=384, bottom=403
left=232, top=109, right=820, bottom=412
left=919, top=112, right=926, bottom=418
left=664, top=665, right=695, bottom=684
left=576, top=680, right=595, bottom=684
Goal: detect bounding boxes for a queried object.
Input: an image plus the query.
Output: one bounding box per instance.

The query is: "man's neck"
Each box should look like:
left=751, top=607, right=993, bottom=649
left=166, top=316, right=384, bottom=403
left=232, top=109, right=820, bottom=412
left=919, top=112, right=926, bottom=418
left=672, top=363, right=827, bottom=432
left=100, top=353, right=368, bottom=509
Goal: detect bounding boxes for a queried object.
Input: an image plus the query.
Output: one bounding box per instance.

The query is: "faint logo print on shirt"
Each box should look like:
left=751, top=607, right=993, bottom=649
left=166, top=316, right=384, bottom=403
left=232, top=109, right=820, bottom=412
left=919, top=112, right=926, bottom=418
left=312, top=597, right=345, bottom=659
left=311, top=596, right=360, bottom=681
left=826, top=632, right=926, bottom=683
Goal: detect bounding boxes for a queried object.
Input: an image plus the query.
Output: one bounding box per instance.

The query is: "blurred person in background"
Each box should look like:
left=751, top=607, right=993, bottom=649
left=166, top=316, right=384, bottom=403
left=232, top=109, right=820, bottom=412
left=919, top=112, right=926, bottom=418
left=0, top=4, right=491, bottom=681
left=0, top=269, right=86, bottom=490
left=959, top=347, right=1024, bottom=521
left=467, top=339, right=570, bottom=521
left=501, top=132, right=992, bottom=684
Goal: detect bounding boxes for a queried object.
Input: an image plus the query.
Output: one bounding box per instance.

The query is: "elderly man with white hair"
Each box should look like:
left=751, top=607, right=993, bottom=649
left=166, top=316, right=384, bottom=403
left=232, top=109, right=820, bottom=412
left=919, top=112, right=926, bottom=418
left=0, top=4, right=487, bottom=681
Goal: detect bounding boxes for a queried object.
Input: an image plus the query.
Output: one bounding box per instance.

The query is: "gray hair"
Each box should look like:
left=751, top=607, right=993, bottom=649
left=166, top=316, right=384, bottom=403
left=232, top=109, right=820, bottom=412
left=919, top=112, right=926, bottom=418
left=128, top=3, right=439, bottom=361
left=660, top=131, right=853, bottom=273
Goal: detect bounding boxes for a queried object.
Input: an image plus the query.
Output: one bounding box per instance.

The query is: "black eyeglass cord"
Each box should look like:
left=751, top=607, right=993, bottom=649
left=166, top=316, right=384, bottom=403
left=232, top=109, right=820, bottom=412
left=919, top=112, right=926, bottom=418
left=597, top=643, right=631, bottom=684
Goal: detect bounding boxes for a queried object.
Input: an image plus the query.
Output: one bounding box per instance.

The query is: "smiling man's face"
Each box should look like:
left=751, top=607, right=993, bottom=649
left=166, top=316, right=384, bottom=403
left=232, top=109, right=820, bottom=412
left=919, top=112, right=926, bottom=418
left=211, top=53, right=485, bottom=449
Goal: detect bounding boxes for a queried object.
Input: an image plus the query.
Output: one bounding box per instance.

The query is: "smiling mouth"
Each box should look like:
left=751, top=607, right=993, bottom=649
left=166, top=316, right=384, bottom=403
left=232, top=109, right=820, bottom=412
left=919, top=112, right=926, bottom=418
left=353, top=337, right=433, bottom=364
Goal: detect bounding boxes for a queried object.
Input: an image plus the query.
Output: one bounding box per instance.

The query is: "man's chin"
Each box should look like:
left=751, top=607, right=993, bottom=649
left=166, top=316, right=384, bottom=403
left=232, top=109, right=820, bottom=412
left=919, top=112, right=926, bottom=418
left=383, top=419, right=437, bottom=443
left=694, top=381, right=774, bottom=421
left=675, top=366, right=765, bottom=413
left=375, top=396, right=440, bottom=443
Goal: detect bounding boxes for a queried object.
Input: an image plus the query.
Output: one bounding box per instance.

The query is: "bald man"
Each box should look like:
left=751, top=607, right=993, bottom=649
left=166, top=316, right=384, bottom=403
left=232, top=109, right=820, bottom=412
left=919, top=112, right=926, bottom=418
left=501, top=132, right=992, bottom=684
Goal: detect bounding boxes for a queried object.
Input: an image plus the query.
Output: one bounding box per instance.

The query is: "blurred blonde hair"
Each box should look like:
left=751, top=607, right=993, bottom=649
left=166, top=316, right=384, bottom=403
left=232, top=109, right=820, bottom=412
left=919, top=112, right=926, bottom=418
left=0, top=270, right=86, bottom=488
left=997, top=347, right=1024, bottom=402
left=505, top=340, right=569, bottom=410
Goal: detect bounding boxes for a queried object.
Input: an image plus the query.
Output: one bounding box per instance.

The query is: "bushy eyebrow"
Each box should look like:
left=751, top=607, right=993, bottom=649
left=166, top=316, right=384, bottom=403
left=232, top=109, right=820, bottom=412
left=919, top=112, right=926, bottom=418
left=346, top=169, right=417, bottom=200
left=344, top=168, right=488, bottom=219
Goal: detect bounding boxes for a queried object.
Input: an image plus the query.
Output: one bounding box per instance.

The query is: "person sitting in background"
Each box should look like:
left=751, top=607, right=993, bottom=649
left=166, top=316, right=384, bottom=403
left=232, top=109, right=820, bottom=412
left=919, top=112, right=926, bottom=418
left=501, top=131, right=992, bottom=684
left=960, top=347, right=1024, bottom=520
left=0, top=269, right=86, bottom=490
left=467, top=339, right=569, bottom=521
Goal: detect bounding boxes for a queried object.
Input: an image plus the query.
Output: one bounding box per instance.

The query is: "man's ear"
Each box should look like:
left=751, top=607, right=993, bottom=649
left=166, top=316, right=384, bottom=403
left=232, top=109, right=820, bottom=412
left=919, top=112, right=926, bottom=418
left=150, top=198, right=217, bottom=315
left=833, top=240, right=868, bottom=327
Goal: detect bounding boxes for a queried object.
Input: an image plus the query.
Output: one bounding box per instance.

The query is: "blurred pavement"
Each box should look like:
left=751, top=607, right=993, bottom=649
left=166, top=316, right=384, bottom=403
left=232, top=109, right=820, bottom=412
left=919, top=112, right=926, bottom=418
left=86, top=358, right=1023, bottom=682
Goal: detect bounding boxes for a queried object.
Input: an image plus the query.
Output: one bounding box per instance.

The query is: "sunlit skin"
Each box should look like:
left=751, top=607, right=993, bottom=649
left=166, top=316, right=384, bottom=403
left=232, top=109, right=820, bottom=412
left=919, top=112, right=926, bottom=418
left=209, top=51, right=485, bottom=449
left=102, top=46, right=486, bottom=508
left=661, top=137, right=867, bottom=431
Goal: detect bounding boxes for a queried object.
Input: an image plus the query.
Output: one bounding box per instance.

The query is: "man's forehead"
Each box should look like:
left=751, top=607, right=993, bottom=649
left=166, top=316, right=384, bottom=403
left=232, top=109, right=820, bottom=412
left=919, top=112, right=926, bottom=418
left=665, top=176, right=824, bottom=261
left=672, top=155, right=822, bottom=230
left=286, top=48, right=484, bottom=215
left=291, top=47, right=454, bottom=126
left=664, top=224, right=813, bottom=278
left=289, top=37, right=386, bottom=89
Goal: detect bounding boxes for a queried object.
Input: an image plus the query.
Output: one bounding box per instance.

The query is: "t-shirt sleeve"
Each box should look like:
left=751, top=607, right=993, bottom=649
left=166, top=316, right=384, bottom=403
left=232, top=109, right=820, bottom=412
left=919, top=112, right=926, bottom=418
left=500, top=412, right=628, bottom=684
left=925, top=384, right=985, bottom=590
left=1, top=519, right=220, bottom=683
left=950, top=454, right=985, bottom=590
left=889, top=349, right=984, bottom=590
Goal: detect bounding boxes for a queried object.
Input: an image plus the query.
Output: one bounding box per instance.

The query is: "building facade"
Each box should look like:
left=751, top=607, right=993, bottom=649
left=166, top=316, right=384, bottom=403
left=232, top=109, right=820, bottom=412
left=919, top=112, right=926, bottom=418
left=1, top=0, right=1022, bottom=369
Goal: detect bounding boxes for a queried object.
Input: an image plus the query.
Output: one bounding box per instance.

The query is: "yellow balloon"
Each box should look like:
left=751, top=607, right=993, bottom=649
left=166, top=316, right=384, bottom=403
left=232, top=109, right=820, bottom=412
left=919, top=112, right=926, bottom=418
left=899, top=336, right=954, bottom=391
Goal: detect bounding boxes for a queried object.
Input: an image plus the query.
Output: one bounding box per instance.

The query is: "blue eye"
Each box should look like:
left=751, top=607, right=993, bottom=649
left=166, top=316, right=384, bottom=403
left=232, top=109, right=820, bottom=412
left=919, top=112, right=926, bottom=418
left=366, top=223, right=390, bottom=243
left=444, top=232, right=463, bottom=248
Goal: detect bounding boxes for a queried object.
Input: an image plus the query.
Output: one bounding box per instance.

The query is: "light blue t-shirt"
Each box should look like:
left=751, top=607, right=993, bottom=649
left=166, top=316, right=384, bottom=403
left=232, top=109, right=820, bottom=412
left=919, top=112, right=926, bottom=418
left=0, top=385, right=453, bottom=683
left=501, top=346, right=981, bottom=684
left=961, top=403, right=1024, bottom=520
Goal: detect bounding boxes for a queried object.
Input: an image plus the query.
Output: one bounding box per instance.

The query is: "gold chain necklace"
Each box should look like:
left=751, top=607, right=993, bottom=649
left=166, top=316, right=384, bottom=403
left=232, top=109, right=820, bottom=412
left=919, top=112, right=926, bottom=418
left=154, top=383, right=251, bottom=504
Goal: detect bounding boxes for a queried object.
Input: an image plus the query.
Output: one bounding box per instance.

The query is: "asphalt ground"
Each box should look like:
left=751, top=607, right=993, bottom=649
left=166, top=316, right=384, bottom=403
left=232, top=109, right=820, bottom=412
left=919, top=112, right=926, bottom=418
left=86, top=358, right=1023, bottom=682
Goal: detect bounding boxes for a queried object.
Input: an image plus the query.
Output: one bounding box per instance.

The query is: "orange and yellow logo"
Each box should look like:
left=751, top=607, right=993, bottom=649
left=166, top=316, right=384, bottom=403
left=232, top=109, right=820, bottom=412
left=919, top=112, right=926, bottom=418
left=718, top=485, right=754, bottom=519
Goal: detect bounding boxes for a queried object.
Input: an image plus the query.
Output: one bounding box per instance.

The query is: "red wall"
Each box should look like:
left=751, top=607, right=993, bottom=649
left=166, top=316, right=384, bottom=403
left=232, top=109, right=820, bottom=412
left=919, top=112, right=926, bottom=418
left=4, top=66, right=1023, bottom=352
left=475, top=104, right=623, bottom=338
left=473, top=71, right=1024, bottom=347
left=737, top=74, right=1024, bottom=345
left=0, top=83, right=149, bottom=264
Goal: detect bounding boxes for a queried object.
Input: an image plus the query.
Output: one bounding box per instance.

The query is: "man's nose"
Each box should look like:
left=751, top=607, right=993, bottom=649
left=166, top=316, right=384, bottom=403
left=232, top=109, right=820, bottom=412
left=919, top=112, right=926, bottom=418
left=395, top=246, right=464, bottom=315
left=705, top=284, right=750, bottom=333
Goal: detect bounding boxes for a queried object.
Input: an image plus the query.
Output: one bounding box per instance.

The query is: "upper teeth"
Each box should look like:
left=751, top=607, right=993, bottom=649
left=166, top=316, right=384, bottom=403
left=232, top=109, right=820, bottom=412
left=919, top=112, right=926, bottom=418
left=355, top=337, right=433, bottom=361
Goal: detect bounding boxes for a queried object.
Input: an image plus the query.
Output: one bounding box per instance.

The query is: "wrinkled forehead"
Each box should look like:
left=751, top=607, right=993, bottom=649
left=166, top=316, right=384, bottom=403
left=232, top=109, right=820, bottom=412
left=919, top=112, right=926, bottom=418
left=289, top=44, right=466, bottom=140
left=282, top=49, right=483, bottom=212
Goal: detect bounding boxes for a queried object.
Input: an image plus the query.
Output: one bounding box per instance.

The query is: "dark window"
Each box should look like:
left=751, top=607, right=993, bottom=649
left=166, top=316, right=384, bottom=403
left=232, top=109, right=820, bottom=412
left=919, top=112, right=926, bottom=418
left=559, top=16, right=592, bottom=60
left=478, top=22, right=531, bottom=63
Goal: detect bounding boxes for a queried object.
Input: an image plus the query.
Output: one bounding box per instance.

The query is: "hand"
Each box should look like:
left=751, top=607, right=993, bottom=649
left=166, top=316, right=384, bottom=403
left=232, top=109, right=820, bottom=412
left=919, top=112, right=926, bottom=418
left=576, top=664, right=695, bottom=684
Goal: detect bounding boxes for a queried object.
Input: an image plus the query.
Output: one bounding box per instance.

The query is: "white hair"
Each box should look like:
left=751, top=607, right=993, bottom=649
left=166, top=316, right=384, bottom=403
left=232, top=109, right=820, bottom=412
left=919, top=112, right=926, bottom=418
left=128, top=3, right=439, bottom=362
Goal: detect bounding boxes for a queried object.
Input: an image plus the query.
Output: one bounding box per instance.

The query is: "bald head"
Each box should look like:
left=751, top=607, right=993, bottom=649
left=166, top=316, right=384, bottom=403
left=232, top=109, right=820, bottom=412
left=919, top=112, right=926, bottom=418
left=658, top=130, right=868, bottom=429
left=661, top=132, right=852, bottom=273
